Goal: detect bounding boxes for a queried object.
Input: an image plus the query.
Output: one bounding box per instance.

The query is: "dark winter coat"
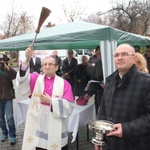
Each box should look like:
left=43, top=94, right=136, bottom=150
left=98, top=65, right=150, bottom=150
left=0, top=67, right=17, bottom=100
left=55, top=55, right=62, bottom=76
left=62, top=57, right=78, bottom=88
left=93, top=60, right=103, bottom=81
left=29, top=57, right=41, bottom=73
left=74, top=64, right=92, bottom=96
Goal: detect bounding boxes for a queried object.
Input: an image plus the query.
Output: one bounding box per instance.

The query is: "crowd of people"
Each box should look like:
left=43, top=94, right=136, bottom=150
left=0, top=44, right=150, bottom=150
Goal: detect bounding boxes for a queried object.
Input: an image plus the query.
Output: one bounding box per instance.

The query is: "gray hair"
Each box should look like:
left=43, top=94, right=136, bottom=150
left=41, top=55, right=58, bottom=66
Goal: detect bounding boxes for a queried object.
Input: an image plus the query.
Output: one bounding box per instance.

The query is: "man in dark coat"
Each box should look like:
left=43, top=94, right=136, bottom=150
left=84, top=46, right=103, bottom=114
left=88, top=46, right=100, bottom=67
left=52, top=50, right=62, bottom=76
left=74, top=55, right=92, bottom=97
left=29, top=50, right=41, bottom=73
left=62, top=49, right=78, bottom=91
left=95, top=44, right=150, bottom=150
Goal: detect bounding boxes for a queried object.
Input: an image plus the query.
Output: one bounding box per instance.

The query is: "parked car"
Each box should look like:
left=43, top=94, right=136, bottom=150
left=18, top=49, right=92, bottom=65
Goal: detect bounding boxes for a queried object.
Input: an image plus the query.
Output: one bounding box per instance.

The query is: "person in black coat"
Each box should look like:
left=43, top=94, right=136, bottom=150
left=84, top=46, right=103, bottom=114
left=88, top=46, right=100, bottom=67
left=95, top=44, right=150, bottom=150
left=52, top=50, right=62, bottom=76
left=62, top=49, right=78, bottom=92
left=74, top=55, right=92, bottom=97
left=29, top=50, right=41, bottom=73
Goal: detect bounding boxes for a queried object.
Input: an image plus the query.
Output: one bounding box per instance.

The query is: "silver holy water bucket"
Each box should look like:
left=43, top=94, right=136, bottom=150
left=89, top=120, right=114, bottom=146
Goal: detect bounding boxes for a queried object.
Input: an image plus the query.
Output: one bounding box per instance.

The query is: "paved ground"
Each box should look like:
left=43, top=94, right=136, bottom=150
left=0, top=123, right=95, bottom=150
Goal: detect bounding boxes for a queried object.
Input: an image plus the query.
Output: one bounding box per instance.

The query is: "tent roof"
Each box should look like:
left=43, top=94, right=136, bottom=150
left=0, top=20, right=150, bottom=51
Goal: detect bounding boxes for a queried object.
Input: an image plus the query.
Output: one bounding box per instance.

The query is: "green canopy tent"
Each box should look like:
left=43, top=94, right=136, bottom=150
left=0, top=20, right=150, bottom=80
left=0, top=20, right=150, bottom=51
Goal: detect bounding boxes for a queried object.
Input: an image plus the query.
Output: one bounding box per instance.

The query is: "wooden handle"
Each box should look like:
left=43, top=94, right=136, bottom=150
left=31, top=33, right=38, bottom=47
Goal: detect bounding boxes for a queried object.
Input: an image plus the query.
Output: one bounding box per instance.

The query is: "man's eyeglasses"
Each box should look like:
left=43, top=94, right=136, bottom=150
left=113, top=52, right=135, bottom=58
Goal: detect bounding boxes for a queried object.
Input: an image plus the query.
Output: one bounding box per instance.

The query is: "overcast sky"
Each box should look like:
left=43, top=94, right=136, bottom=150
left=0, top=0, right=112, bottom=22
left=0, top=0, right=112, bottom=34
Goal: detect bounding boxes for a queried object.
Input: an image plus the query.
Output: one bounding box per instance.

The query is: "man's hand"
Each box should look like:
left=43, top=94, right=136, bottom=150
left=40, top=93, right=52, bottom=104
left=92, top=63, right=95, bottom=67
left=94, top=145, right=102, bottom=150
left=64, top=73, right=70, bottom=79
left=25, top=46, right=33, bottom=62
left=107, top=123, right=123, bottom=137
left=84, top=94, right=91, bottom=100
left=78, top=79, right=81, bottom=83
left=100, top=83, right=104, bottom=88
left=3, top=63, right=10, bottom=71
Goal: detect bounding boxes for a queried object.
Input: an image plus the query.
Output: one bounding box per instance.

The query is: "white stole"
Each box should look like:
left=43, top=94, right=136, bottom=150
left=22, top=75, right=64, bottom=150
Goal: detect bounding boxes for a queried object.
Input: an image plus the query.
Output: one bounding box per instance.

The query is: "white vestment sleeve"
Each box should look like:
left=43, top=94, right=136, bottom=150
left=52, top=97, right=75, bottom=119
left=16, top=67, right=31, bottom=97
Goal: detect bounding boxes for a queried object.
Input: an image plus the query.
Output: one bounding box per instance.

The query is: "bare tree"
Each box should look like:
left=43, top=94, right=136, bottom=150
left=0, top=0, right=36, bottom=67
left=84, top=12, right=111, bottom=26
left=107, top=0, right=150, bottom=35
left=18, top=12, right=35, bottom=35
left=0, top=11, right=35, bottom=38
left=0, top=2, right=35, bottom=38
left=61, top=0, right=87, bottom=22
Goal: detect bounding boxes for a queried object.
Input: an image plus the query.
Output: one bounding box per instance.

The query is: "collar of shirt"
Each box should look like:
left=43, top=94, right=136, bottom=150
left=44, top=75, right=55, bottom=80
left=68, top=58, right=72, bottom=65
left=119, top=74, right=122, bottom=79
left=32, top=57, right=36, bottom=65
